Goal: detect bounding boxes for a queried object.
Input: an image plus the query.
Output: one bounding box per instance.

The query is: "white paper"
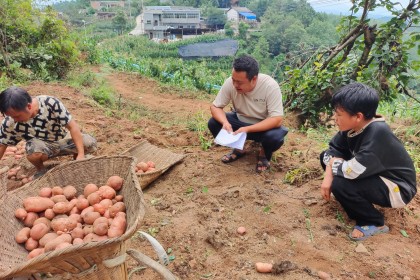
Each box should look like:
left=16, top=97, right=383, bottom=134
left=214, top=129, right=247, bottom=150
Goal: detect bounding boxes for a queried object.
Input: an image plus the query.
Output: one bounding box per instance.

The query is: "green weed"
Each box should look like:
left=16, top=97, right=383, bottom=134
left=89, top=81, right=115, bottom=106
left=187, top=111, right=213, bottom=151
left=284, top=167, right=321, bottom=186
left=67, top=69, right=97, bottom=88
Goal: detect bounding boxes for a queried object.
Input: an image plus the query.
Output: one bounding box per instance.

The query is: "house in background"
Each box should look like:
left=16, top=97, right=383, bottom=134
left=226, top=6, right=256, bottom=23
left=141, top=6, right=201, bottom=39
left=90, top=1, right=125, bottom=10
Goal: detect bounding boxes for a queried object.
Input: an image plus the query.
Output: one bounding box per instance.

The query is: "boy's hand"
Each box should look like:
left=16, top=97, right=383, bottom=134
left=321, top=173, right=333, bottom=201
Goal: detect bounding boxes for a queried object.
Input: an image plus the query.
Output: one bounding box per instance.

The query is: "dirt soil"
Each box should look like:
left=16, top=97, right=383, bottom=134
left=2, top=68, right=420, bottom=280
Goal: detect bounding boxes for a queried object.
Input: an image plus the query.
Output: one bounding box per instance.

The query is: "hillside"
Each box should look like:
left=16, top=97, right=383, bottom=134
left=2, top=66, right=420, bottom=280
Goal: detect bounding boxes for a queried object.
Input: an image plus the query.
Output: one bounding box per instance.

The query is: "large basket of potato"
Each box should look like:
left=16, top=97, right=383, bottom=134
left=122, top=140, right=185, bottom=189
left=0, top=155, right=145, bottom=280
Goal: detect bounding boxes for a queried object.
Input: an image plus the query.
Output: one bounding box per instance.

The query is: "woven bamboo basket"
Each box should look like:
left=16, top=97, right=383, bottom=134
left=122, top=140, right=185, bottom=189
left=0, top=156, right=145, bottom=280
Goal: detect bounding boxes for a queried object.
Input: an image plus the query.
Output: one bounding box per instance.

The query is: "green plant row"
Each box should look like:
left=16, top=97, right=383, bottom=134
left=99, top=50, right=230, bottom=94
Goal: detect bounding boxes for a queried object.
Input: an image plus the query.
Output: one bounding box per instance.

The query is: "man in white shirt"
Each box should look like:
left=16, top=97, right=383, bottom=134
left=208, top=55, right=288, bottom=172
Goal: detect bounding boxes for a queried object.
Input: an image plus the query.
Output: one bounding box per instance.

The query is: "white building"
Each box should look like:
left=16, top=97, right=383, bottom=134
left=226, top=6, right=256, bottom=23
left=142, top=6, right=201, bottom=39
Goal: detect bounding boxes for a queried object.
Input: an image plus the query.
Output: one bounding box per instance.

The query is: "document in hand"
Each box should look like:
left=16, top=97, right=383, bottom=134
left=214, top=129, right=247, bottom=150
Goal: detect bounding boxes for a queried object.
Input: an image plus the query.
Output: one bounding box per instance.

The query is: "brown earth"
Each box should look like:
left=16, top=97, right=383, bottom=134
left=2, top=67, right=420, bottom=280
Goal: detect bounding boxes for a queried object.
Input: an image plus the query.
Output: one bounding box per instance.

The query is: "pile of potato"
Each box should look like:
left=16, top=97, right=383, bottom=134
left=2, top=142, right=26, bottom=161
left=1, top=142, right=33, bottom=186
left=14, top=175, right=127, bottom=259
left=135, top=161, right=156, bottom=174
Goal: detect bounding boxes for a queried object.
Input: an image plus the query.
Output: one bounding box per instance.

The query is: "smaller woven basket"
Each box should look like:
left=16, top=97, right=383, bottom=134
left=122, top=140, right=185, bottom=189
left=0, top=156, right=145, bottom=280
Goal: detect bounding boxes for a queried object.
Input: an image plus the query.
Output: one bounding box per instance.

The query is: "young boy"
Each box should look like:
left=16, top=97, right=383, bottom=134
left=320, top=82, right=417, bottom=241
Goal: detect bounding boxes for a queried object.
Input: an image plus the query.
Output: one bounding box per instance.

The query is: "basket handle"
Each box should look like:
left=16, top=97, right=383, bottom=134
left=126, top=249, right=177, bottom=280
left=126, top=231, right=177, bottom=279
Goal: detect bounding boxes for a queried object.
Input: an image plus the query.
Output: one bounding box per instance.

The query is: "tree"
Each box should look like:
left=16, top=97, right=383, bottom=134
left=282, top=0, right=420, bottom=125
left=224, top=21, right=234, bottom=37
left=237, top=22, right=249, bottom=41
left=0, top=0, right=78, bottom=80
left=203, top=6, right=227, bottom=29
left=112, top=11, right=129, bottom=35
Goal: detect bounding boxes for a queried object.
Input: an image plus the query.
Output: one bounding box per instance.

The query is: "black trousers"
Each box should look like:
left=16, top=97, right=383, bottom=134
left=208, top=112, right=288, bottom=161
left=319, top=151, right=392, bottom=226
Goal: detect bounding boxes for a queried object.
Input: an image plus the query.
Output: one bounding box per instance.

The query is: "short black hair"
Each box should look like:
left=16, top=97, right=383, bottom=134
left=332, top=83, right=379, bottom=119
left=232, top=55, right=259, bottom=81
left=0, top=86, right=32, bottom=115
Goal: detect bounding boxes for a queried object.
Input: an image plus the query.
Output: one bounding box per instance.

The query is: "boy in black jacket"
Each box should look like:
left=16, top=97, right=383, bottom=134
left=320, top=83, right=417, bottom=241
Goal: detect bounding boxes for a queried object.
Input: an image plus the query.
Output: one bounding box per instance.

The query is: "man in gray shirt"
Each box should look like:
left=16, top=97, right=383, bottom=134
left=208, top=55, right=288, bottom=172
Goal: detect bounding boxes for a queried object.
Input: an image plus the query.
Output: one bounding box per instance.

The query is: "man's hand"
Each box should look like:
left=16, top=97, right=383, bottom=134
left=222, top=122, right=233, bottom=133
left=233, top=126, right=248, bottom=135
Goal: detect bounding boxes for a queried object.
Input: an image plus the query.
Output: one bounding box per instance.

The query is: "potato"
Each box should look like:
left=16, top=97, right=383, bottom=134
left=14, top=208, right=28, bottom=221
left=98, top=185, right=116, bottom=200
left=23, top=212, right=39, bottom=227
left=55, top=242, right=72, bottom=250
left=99, top=199, right=113, bottom=209
left=28, top=248, right=45, bottom=259
left=83, top=233, right=107, bottom=242
left=255, top=262, right=273, bottom=273
left=44, top=209, right=55, bottom=220
left=76, top=197, right=90, bottom=211
left=53, top=201, right=72, bottom=214
left=136, top=162, right=149, bottom=173
left=38, top=187, right=52, bottom=198
left=51, top=186, right=64, bottom=196
left=23, top=197, right=54, bottom=212
left=109, top=202, right=126, bottom=218
left=30, top=223, right=50, bottom=241
left=83, top=225, right=94, bottom=235
left=62, top=185, right=77, bottom=200
left=106, top=175, right=124, bottom=191
left=44, top=234, right=72, bottom=252
left=73, top=238, right=84, bottom=245
left=93, top=203, right=106, bottom=215
left=114, top=195, right=124, bottom=202
left=39, top=232, right=58, bottom=247
left=147, top=161, right=155, bottom=168
left=80, top=206, right=94, bottom=217
left=33, top=217, right=51, bottom=227
left=25, top=237, right=39, bottom=251
left=50, top=195, right=68, bottom=203
left=93, top=222, right=109, bottom=236
left=83, top=211, right=101, bottom=225
left=70, top=206, right=80, bottom=215
left=87, top=192, right=101, bottom=206
left=84, top=183, right=98, bottom=197
left=69, top=213, right=82, bottom=223
left=71, top=227, right=85, bottom=240
left=51, top=217, right=78, bottom=233
left=16, top=227, right=31, bottom=243
left=237, top=226, right=246, bottom=235
left=108, top=213, right=126, bottom=238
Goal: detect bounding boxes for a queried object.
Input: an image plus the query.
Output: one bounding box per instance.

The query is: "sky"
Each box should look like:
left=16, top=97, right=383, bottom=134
left=308, top=0, right=411, bottom=18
